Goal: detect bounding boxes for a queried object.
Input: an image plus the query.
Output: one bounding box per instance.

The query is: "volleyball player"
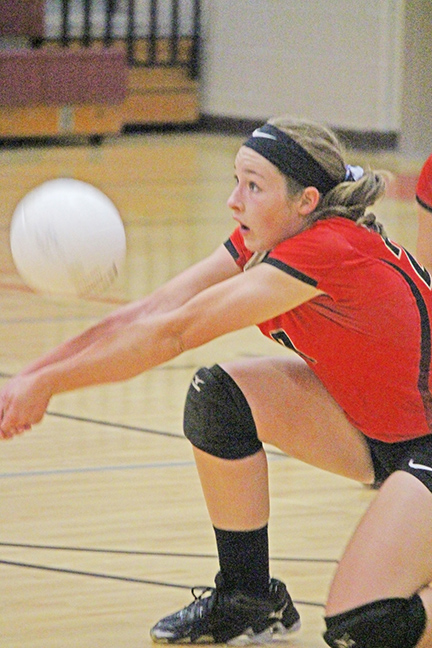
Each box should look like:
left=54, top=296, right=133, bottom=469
left=1, top=118, right=432, bottom=648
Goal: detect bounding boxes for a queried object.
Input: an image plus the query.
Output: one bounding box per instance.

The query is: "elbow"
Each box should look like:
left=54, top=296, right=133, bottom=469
left=160, top=308, right=205, bottom=358
left=175, top=331, right=187, bottom=355
left=174, top=322, right=202, bottom=355
left=176, top=328, right=200, bottom=355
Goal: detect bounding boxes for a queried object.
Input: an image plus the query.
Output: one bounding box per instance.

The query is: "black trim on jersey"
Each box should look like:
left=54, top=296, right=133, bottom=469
left=224, top=239, right=239, bottom=260
left=383, top=259, right=432, bottom=430
left=416, top=195, right=432, bottom=214
left=262, top=257, right=318, bottom=287
left=383, top=237, right=402, bottom=258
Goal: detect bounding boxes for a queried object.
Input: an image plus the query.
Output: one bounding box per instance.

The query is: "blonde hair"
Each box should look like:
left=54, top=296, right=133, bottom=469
left=267, top=116, right=387, bottom=235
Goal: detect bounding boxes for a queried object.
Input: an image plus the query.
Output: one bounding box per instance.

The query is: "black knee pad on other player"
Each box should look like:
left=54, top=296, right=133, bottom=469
left=183, top=364, right=263, bottom=459
left=324, top=595, right=426, bottom=648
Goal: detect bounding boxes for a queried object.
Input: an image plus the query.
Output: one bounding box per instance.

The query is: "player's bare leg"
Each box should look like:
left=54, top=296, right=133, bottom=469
left=151, top=356, right=374, bottom=645
left=193, top=355, right=373, bottom=530
left=325, top=470, right=432, bottom=646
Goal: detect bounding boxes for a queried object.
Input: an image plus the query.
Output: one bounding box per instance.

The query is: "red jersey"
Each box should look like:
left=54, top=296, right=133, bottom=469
left=416, top=154, right=432, bottom=212
left=225, top=218, right=432, bottom=442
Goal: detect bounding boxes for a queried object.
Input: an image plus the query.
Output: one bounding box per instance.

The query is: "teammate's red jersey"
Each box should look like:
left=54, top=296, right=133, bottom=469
left=225, top=217, right=432, bottom=442
left=416, top=154, right=432, bottom=212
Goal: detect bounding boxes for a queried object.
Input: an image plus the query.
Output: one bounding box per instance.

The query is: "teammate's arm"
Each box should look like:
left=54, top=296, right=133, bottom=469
left=415, top=154, right=432, bottom=268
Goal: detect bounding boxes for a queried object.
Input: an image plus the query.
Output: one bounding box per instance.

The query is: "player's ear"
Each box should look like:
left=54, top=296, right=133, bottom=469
left=298, top=186, right=321, bottom=216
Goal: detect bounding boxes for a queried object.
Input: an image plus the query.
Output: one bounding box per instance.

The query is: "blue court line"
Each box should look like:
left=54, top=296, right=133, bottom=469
left=0, top=451, right=288, bottom=480
left=0, top=459, right=195, bottom=479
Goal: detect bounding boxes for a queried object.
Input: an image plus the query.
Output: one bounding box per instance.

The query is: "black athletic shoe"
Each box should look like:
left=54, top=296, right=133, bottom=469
left=150, top=573, right=301, bottom=645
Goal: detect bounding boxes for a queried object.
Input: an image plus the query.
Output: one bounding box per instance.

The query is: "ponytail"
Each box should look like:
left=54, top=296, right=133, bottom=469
left=267, top=116, right=387, bottom=235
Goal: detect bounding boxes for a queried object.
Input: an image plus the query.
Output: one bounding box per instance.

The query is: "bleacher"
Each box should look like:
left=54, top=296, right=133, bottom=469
left=0, top=0, right=201, bottom=141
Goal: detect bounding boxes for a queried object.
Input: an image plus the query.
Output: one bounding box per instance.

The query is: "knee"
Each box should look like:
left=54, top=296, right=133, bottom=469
left=183, top=364, right=263, bottom=459
left=324, top=595, right=426, bottom=648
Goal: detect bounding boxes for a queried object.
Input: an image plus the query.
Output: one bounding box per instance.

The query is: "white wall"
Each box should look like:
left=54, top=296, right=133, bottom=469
left=200, top=0, right=404, bottom=133
left=44, top=0, right=432, bottom=155
left=400, top=0, right=432, bottom=158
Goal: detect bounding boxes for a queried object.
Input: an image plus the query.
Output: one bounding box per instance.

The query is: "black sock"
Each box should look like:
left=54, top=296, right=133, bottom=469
left=213, top=525, right=270, bottom=598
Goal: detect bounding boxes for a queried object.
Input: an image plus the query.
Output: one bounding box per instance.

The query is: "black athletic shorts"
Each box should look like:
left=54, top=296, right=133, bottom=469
left=364, top=433, right=432, bottom=492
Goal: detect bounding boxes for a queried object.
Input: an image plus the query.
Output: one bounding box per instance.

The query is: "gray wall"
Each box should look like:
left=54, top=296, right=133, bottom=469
left=400, top=0, right=432, bottom=158
left=200, top=0, right=403, bottom=131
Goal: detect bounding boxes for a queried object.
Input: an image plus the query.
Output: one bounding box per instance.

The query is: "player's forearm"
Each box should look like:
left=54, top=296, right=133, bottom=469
left=17, top=252, right=233, bottom=378
left=37, top=317, right=184, bottom=395
left=19, top=322, right=111, bottom=377
left=17, top=296, right=164, bottom=377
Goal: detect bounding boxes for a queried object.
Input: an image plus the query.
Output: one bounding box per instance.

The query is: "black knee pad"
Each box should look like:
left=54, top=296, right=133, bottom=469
left=183, top=364, right=263, bottom=459
left=324, top=595, right=426, bottom=648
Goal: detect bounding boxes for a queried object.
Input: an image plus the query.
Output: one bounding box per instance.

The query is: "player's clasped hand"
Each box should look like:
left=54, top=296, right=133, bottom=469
left=0, top=374, right=51, bottom=439
left=0, top=424, right=31, bottom=440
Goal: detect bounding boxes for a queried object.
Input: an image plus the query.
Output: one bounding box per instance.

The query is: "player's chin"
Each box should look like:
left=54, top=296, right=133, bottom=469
left=242, top=232, right=267, bottom=253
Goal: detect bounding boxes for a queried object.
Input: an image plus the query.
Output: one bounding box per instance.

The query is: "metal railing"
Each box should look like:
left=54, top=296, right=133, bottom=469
left=44, top=0, right=201, bottom=77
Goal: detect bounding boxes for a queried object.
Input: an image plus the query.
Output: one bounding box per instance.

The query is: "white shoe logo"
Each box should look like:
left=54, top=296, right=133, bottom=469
left=334, top=634, right=356, bottom=648
left=269, top=602, right=287, bottom=620
left=192, top=374, right=205, bottom=392
left=408, top=458, right=432, bottom=472
left=252, top=128, right=277, bottom=141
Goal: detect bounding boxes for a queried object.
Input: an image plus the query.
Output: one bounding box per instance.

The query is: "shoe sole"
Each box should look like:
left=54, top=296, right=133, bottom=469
left=227, top=619, right=302, bottom=646
left=151, top=620, right=301, bottom=645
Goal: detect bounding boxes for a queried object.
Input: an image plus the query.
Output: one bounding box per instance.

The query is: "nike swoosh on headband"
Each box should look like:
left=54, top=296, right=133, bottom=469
left=408, top=458, right=432, bottom=472
left=252, top=128, right=277, bottom=141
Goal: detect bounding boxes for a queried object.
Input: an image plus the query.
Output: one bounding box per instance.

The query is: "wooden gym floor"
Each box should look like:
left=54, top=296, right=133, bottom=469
left=0, top=131, right=425, bottom=647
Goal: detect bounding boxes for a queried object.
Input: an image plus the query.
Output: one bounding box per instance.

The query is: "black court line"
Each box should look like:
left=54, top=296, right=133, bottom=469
left=44, top=412, right=293, bottom=460
left=0, top=366, right=290, bottom=457
left=0, top=558, right=190, bottom=589
left=0, top=363, right=324, bottom=609
left=0, top=369, right=182, bottom=439
left=47, top=410, right=183, bottom=439
left=0, top=558, right=325, bottom=608
left=0, top=403, right=289, bottom=458
left=0, top=541, right=338, bottom=563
